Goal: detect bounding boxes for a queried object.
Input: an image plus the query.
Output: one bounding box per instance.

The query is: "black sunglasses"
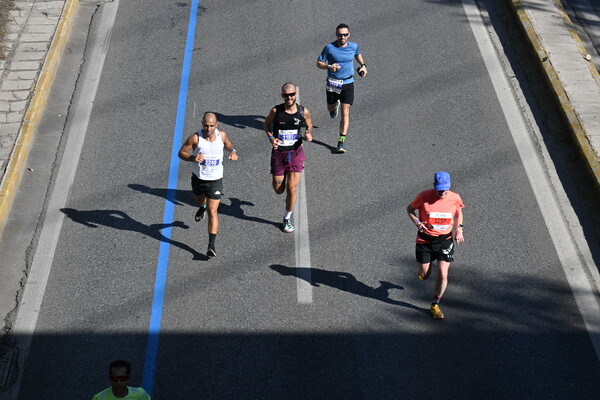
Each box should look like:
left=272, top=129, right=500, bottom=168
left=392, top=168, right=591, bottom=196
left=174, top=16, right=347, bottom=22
left=281, top=93, right=296, bottom=97
left=337, top=33, right=349, bottom=37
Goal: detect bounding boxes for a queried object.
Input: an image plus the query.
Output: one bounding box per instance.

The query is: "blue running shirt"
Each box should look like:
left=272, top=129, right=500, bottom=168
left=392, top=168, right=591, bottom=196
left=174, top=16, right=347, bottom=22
left=318, top=41, right=361, bottom=84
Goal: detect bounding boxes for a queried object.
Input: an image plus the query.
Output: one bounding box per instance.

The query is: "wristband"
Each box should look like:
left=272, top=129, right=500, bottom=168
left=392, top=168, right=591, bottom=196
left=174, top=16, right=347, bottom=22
left=230, top=149, right=236, bottom=152
left=361, top=63, right=366, bottom=67
left=269, top=135, right=274, bottom=141
left=415, top=220, right=421, bottom=226
left=457, top=224, right=464, bottom=229
left=189, top=155, right=195, bottom=162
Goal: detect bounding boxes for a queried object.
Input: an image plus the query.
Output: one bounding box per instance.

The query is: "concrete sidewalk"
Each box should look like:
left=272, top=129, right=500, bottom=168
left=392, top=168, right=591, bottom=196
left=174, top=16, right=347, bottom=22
left=506, top=0, right=600, bottom=186
left=0, top=0, right=75, bottom=238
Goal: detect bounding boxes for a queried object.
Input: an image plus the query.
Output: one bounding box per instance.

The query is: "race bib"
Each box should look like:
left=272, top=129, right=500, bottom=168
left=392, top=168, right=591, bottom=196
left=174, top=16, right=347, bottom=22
left=326, top=78, right=343, bottom=94
left=427, top=211, right=452, bottom=230
left=200, top=156, right=221, bottom=170
left=278, top=129, right=299, bottom=147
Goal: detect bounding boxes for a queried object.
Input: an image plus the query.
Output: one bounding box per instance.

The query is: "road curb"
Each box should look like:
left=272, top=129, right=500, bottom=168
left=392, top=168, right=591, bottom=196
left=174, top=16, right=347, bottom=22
left=506, top=0, right=600, bottom=191
left=0, top=0, right=79, bottom=237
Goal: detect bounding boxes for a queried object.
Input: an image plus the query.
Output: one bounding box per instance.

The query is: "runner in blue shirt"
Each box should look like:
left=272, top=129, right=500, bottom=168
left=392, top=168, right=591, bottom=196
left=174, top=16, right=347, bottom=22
left=317, top=23, right=368, bottom=153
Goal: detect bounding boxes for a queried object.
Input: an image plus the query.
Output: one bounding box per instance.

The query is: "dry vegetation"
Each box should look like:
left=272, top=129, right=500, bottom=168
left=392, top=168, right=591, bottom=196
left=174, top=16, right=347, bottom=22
left=0, top=0, right=14, bottom=59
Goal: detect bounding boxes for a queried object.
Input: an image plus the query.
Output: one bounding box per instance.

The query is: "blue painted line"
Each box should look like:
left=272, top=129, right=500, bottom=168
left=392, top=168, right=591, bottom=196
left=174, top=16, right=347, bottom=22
left=142, top=0, right=199, bottom=393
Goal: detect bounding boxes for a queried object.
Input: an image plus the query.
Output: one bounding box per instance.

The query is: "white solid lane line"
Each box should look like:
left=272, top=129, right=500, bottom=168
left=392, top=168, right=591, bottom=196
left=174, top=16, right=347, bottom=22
left=463, top=0, right=600, bottom=360
left=295, top=173, right=313, bottom=304
left=0, top=2, right=120, bottom=399
left=295, top=87, right=313, bottom=304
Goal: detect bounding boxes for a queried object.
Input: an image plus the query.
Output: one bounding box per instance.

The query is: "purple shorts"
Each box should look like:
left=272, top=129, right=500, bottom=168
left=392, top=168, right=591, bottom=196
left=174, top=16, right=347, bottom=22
left=270, top=146, right=305, bottom=176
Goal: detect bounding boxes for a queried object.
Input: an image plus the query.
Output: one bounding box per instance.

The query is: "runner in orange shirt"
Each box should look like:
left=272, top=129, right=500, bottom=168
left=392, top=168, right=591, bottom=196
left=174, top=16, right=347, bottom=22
left=406, top=171, right=465, bottom=319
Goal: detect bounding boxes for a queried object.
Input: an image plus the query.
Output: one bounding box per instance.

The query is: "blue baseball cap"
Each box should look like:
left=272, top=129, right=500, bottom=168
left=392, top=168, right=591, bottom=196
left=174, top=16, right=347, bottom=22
left=434, top=171, right=451, bottom=191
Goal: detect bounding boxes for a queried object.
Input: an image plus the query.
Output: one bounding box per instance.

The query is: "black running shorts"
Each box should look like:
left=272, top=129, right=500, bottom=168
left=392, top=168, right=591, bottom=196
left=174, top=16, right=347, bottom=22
left=415, top=238, right=455, bottom=263
left=191, top=175, right=223, bottom=200
left=326, top=82, right=354, bottom=105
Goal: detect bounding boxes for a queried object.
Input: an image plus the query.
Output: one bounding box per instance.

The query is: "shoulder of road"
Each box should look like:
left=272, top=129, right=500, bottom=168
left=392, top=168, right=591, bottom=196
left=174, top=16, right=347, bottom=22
left=0, top=0, right=598, bottom=326
left=507, top=0, right=600, bottom=188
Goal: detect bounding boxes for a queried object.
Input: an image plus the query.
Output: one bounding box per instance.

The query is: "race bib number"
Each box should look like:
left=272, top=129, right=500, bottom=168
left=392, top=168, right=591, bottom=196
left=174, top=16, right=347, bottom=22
left=200, top=156, right=221, bottom=170
left=427, top=211, right=452, bottom=230
left=278, top=129, right=299, bottom=147
left=326, top=78, right=343, bottom=94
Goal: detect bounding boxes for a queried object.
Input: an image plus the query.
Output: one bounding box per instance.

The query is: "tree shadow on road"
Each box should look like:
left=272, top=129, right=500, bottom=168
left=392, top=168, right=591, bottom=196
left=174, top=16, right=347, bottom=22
left=60, top=208, right=208, bottom=260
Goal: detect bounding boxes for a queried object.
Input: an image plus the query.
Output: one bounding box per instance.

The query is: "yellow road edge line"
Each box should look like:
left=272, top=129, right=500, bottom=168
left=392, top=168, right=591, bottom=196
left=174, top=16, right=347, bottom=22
left=508, top=0, right=600, bottom=190
left=0, top=0, right=80, bottom=236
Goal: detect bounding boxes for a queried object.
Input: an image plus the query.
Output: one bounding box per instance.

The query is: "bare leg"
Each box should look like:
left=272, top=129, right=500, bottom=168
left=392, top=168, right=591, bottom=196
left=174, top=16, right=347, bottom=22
left=285, top=172, right=301, bottom=212
left=272, top=175, right=286, bottom=195
left=206, top=198, right=220, bottom=235
left=339, top=103, right=351, bottom=135
left=194, top=194, right=206, bottom=207
left=418, top=262, right=432, bottom=280
left=435, top=260, right=451, bottom=299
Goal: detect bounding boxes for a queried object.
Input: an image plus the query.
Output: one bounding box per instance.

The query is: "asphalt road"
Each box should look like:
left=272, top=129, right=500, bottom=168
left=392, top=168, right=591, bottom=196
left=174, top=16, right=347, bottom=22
left=7, top=0, right=600, bottom=398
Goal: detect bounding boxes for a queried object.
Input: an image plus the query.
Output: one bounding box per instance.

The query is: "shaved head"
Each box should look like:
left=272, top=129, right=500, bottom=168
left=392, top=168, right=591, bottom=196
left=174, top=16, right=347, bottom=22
left=202, top=112, right=217, bottom=123
left=281, top=83, right=296, bottom=92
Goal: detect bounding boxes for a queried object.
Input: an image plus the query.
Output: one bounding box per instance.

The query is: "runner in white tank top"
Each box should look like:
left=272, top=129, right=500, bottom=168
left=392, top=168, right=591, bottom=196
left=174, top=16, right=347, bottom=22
left=191, top=128, right=224, bottom=181
left=178, top=113, right=238, bottom=257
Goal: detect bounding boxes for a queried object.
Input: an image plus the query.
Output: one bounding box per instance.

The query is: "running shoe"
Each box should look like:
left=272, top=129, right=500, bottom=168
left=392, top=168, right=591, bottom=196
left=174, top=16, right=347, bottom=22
left=283, top=219, right=294, bottom=233
left=329, top=100, right=340, bottom=118
left=430, top=304, right=444, bottom=320
left=194, top=205, right=206, bottom=222
left=336, top=141, right=346, bottom=153
left=207, top=243, right=216, bottom=257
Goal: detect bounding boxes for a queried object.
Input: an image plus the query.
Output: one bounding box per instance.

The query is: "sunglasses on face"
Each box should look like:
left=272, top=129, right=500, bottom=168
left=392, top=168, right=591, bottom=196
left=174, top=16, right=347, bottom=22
left=337, top=33, right=349, bottom=37
left=110, top=375, right=129, bottom=382
left=281, top=93, right=296, bottom=98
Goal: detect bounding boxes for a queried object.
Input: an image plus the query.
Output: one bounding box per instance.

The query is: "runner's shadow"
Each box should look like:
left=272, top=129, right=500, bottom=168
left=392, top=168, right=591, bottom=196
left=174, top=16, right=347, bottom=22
left=270, top=264, right=426, bottom=312
left=60, top=208, right=208, bottom=260
left=129, top=184, right=192, bottom=206
left=308, top=139, right=338, bottom=154
left=213, top=112, right=265, bottom=130
left=224, top=197, right=280, bottom=228
left=128, top=184, right=280, bottom=228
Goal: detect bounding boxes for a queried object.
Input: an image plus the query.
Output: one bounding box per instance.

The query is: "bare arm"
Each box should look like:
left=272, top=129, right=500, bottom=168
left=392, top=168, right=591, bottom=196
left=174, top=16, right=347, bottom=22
left=355, top=53, right=368, bottom=76
left=303, top=108, right=313, bottom=142
left=264, top=108, right=280, bottom=149
left=220, top=130, right=238, bottom=161
left=178, top=133, right=200, bottom=162
left=317, top=60, right=340, bottom=72
left=454, top=208, right=464, bottom=244
left=406, top=204, right=425, bottom=231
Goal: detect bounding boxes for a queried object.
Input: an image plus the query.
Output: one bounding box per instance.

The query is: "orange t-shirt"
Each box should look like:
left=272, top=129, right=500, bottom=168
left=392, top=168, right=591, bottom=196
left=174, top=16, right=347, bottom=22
left=410, top=189, right=464, bottom=243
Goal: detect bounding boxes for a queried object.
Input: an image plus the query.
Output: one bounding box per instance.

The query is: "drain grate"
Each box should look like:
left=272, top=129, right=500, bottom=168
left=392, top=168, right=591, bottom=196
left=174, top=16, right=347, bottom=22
left=0, top=350, right=15, bottom=387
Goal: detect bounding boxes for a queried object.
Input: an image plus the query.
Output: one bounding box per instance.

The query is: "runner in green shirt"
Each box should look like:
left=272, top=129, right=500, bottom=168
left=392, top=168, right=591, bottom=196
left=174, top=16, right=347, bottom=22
left=92, top=360, right=150, bottom=400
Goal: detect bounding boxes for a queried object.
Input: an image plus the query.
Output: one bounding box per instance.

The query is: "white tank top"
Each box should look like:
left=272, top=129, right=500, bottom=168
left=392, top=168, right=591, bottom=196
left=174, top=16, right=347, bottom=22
left=191, top=129, right=224, bottom=180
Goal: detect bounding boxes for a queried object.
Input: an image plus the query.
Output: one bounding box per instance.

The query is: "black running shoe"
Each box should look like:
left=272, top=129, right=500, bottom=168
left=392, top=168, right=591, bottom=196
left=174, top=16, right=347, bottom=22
left=195, top=205, right=206, bottom=222
left=207, top=244, right=216, bottom=257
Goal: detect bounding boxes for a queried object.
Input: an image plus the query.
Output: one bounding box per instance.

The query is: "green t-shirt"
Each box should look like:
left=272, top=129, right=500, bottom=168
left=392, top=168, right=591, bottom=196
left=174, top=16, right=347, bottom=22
left=92, top=386, right=151, bottom=400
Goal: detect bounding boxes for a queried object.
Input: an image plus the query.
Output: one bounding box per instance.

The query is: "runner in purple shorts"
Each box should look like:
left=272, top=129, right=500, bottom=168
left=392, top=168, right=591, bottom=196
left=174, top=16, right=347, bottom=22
left=264, top=83, right=314, bottom=233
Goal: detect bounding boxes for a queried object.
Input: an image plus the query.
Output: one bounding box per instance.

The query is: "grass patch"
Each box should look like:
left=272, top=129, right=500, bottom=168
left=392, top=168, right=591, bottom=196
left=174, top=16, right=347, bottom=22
left=0, top=0, right=15, bottom=59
